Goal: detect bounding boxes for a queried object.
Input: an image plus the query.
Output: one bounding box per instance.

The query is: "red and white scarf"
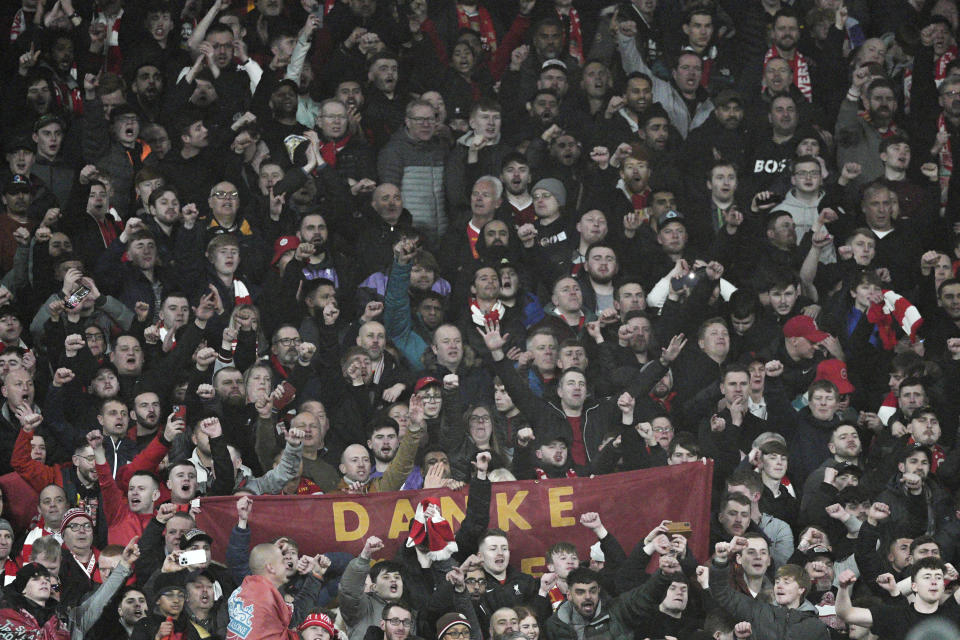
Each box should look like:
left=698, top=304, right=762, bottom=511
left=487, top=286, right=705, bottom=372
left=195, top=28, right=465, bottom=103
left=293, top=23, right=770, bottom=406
left=937, top=113, right=953, bottom=215
left=865, top=289, right=923, bottom=350
left=9, top=8, right=26, bottom=42
left=233, top=279, right=253, bottom=306
left=535, top=467, right=577, bottom=480
left=93, top=10, right=124, bottom=75
left=457, top=4, right=497, bottom=53
left=763, top=46, right=812, bottom=101
left=558, top=7, right=583, bottom=64
left=471, top=299, right=504, bottom=326
left=405, top=497, right=457, bottom=560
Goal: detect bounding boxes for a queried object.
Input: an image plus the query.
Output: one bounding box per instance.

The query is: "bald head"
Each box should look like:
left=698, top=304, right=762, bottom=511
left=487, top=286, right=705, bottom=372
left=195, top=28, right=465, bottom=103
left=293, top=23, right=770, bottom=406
left=372, top=183, right=403, bottom=224
left=249, top=543, right=284, bottom=582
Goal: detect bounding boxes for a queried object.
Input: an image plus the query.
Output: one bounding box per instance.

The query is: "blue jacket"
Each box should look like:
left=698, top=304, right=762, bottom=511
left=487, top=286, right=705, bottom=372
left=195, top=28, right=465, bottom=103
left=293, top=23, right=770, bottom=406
left=384, top=261, right=431, bottom=372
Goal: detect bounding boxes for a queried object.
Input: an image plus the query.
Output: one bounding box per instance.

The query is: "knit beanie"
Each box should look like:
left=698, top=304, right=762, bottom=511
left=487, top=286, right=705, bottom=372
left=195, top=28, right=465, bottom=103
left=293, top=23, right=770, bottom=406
left=532, top=178, right=566, bottom=207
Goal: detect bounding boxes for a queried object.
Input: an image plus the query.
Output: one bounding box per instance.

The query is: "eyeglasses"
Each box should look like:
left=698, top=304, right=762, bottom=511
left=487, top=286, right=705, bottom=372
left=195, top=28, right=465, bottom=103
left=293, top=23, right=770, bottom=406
left=419, top=393, right=442, bottom=401
left=652, top=426, right=673, bottom=433
left=469, top=415, right=492, bottom=424
left=273, top=337, right=302, bottom=347
left=465, top=578, right=486, bottom=586
left=66, top=522, right=93, bottom=532
left=321, top=114, right=347, bottom=121
left=793, top=170, right=819, bottom=178
left=211, top=190, right=239, bottom=200
left=83, top=333, right=105, bottom=342
left=386, top=618, right=414, bottom=629
left=444, top=631, right=470, bottom=639
left=76, top=454, right=96, bottom=463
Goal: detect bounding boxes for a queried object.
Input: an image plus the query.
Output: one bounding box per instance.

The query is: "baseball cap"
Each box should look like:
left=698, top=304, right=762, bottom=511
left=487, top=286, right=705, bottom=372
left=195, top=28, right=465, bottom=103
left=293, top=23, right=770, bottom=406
left=33, top=113, right=65, bottom=133
left=658, top=209, right=685, bottom=228
left=271, top=235, right=300, bottom=267
left=4, top=174, right=32, bottom=194
left=814, top=359, right=854, bottom=394
left=714, top=88, right=744, bottom=107
left=5, top=136, right=35, bottom=154
left=783, top=315, right=829, bottom=343
left=414, top=376, right=441, bottom=393
left=541, top=58, right=568, bottom=74
left=803, top=545, right=835, bottom=562
left=180, top=528, right=214, bottom=548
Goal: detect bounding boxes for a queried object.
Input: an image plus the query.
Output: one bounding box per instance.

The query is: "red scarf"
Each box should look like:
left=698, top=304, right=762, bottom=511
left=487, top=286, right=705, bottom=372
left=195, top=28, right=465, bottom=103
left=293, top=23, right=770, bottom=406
left=547, top=585, right=566, bottom=610
left=269, top=354, right=289, bottom=379
left=652, top=390, right=677, bottom=412
left=937, top=113, right=953, bottom=215
left=535, top=467, right=577, bottom=480
left=763, top=47, right=811, bottom=101
left=294, top=477, right=324, bottom=494
left=630, top=189, right=650, bottom=211
left=319, top=135, right=351, bottom=167
left=457, top=4, right=497, bottom=52
left=558, top=8, right=583, bottom=64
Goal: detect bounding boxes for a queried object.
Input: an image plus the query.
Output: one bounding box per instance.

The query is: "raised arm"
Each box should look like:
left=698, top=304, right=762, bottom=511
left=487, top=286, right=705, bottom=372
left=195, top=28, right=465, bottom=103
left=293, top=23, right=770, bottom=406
left=836, top=569, right=874, bottom=627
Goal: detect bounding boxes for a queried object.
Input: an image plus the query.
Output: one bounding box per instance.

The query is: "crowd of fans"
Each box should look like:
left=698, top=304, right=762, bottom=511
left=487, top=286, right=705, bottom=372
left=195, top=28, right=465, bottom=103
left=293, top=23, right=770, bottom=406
left=2, top=0, right=960, bottom=637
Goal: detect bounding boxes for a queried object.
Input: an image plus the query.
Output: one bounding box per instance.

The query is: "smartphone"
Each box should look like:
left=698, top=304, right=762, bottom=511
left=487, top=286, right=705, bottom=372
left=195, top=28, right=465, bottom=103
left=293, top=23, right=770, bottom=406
left=272, top=381, right=297, bottom=410
left=665, top=521, right=692, bottom=538
left=758, top=193, right=783, bottom=208
left=178, top=549, right=207, bottom=566
left=173, top=405, right=186, bottom=420
left=63, top=284, right=91, bottom=310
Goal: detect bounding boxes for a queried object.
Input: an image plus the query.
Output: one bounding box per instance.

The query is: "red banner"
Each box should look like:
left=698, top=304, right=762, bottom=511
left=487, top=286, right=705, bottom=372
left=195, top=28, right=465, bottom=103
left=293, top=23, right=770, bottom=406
left=196, top=463, right=713, bottom=572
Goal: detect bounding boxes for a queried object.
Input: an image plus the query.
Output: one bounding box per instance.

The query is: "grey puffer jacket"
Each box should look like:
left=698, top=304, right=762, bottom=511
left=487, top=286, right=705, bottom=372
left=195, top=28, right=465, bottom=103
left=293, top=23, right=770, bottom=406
left=377, top=128, right=448, bottom=243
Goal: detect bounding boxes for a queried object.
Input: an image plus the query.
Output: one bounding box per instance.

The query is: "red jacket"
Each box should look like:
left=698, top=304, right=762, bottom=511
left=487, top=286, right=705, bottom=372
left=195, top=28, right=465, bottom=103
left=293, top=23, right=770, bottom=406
left=12, top=428, right=170, bottom=493
left=0, top=605, right=70, bottom=639
left=226, top=575, right=297, bottom=640
left=97, top=461, right=156, bottom=545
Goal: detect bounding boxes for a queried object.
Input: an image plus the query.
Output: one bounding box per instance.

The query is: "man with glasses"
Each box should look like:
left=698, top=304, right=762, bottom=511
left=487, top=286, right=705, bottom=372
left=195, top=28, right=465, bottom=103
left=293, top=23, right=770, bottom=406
left=57, top=507, right=101, bottom=605
left=379, top=603, right=415, bottom=640
left=341, top=536, right=411, bottom=640
left=378, top=99, right=449, bottom=243
left=775, top=156, right=840, bottom=263
left=316, top=98, right=376, bottom=198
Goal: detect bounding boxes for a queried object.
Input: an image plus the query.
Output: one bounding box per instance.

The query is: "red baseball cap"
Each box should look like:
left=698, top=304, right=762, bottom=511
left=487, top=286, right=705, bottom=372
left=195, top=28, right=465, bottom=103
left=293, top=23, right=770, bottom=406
left=414, top=376, right=441, bottom=392
left=814, top=358, right=855, bottom=394
left=783, top=315, right=830, bottom=343
left=271, top=235, right=300, bottom=267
